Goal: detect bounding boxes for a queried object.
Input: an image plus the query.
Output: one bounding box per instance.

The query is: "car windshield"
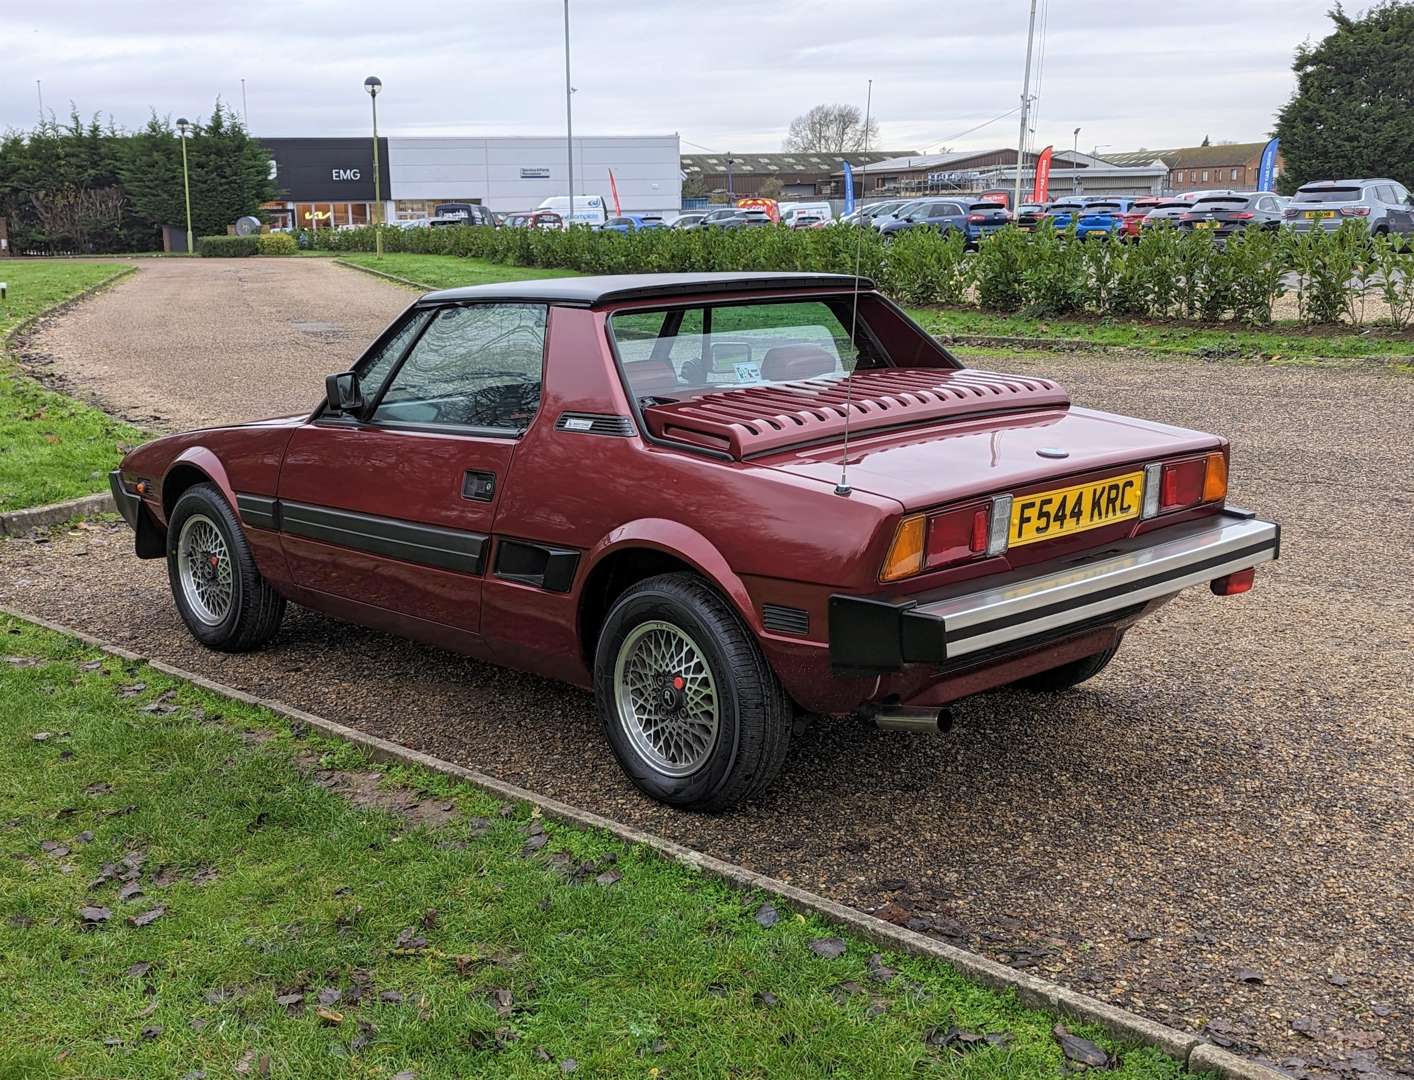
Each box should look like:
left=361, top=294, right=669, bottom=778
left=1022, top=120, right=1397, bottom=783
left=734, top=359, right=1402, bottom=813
left=1085, top=202, right=1122, bottom=212
left=1294, top=187, right=1362, bottom=203
left=1194, top=196, right=1250, bottom=208
left=892, top=201, right=926, bottom=218
left=610, top=299, right=901, bottom=402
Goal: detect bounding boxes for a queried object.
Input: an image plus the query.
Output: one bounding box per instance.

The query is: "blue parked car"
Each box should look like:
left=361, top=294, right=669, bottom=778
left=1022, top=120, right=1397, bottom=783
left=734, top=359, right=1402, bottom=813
left=963, top=201, right=1011, bottom=244
left=877, top=198, right=970, bottom=241
left=599, top=214, right=666, bottom=233
left=1047, top=198, right=1131, bottom=238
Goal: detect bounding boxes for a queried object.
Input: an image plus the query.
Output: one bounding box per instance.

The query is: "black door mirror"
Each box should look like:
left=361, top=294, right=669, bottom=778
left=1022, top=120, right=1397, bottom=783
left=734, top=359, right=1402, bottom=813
left=325, top=370, right=364, bottom=416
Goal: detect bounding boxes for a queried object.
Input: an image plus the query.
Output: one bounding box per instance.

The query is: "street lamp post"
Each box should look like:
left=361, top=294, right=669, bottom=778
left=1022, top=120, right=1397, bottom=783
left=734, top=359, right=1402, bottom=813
left=176, top=118, right=194, bottom=254
left=364, top=76, right=383, bottom=259
left=1071, top=127, right=1080, bottom=194
left=726, top=155, right=735, bottom=200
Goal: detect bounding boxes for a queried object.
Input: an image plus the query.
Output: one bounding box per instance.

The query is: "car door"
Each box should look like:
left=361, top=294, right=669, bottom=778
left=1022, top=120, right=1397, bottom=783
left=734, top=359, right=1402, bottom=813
left=276, top=301, right=549, bottom=635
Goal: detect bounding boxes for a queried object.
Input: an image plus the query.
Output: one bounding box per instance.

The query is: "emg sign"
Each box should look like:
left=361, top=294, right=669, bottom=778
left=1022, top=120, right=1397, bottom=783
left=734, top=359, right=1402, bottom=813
left=332, top=168, right=362, bottom=181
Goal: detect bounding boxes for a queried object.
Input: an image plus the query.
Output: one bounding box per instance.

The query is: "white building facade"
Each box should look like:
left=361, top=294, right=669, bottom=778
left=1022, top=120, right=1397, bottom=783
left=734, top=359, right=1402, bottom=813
left=386, top=135, right=681, bottom=220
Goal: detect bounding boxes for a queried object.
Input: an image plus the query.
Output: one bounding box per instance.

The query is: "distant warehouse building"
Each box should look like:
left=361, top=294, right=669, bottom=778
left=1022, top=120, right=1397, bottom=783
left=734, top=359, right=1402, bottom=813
left=843, top=148, right=1168, bottom=200
left=681, top=151, right=916, bottom=199
left=259, top=135, right=681, bottom=229
left=1104, top=142, right=1281, bottom=193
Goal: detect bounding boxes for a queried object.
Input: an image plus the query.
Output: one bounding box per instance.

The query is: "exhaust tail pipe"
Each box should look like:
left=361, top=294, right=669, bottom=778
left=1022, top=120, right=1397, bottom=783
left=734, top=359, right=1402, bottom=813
left=874, top=706, right=952, bottom=734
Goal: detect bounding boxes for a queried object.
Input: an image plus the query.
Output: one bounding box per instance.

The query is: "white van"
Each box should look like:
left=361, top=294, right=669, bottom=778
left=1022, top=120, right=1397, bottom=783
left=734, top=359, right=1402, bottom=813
left=779, top=201, right=834, bottom=226
left=536, top=195, right=609, bottom=228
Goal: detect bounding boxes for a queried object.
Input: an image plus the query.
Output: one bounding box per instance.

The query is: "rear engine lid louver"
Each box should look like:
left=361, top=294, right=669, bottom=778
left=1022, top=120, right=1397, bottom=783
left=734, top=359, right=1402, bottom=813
left=642, top=368, right=1069, bottom=460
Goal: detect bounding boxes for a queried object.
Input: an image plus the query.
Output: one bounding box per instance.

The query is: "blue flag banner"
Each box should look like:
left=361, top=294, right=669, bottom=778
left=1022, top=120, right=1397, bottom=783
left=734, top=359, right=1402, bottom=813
left=1257, top=137, right=1280, bottom=193
left=843, top=161, right=856, bottom=215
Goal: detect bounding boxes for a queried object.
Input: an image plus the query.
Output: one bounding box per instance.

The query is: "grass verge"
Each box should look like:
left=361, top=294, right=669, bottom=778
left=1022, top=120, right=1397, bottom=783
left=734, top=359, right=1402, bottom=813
left=338, top=251, right=1414, bottom=366
left=0, top=262, right=147, bottom=512
left=0, top=613, right=1189, bottom=1080
left=336, top=253, right=579, bottom=290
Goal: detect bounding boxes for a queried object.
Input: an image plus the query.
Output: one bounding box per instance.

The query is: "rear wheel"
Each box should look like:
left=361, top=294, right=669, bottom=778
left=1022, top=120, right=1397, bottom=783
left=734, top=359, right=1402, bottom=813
left=593, top=573, right=791, bottom=811
left=1015, top=637, right=1122, bottom=692
left=166, top=483, right=285, bottom=651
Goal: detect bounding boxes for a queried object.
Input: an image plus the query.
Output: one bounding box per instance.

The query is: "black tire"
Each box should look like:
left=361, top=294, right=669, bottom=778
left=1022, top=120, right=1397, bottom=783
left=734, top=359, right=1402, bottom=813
left=166, top=483, right=285, bottom=652
left=593, top=573, right=791, bottom=811
left=1015, top=637, right=1123, bottom=692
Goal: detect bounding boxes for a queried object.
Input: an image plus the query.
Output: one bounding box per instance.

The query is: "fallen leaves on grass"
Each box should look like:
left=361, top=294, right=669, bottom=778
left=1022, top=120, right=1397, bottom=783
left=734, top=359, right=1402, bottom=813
left=127, top=905, right=166, bottom=928
left=1052, top=1024, right=1111, bottom=1068
left=754, top=902, right=779, bottom=927
left=79, top=905, right=112, bottom=927
left=867, top=954, right=897, bottom=982
left=393, top=927, right=428, bottom=952
left=808, top=937, right=846, bottom=959
left=595, top=869, right=622, bottom=887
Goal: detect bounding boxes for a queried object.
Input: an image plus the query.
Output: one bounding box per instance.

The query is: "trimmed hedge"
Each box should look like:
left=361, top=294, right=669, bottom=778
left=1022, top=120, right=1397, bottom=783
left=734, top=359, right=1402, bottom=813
left=196, top=235, right=260, bottom=257
left=256, top=232, right=299, bottom=256
left=309, top=220, right=1414, bottom=328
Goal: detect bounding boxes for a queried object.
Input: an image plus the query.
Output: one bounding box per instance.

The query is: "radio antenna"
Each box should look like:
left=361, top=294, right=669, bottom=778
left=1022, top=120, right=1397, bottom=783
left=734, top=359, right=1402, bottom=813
left=835, top=77, right=872, bottom=497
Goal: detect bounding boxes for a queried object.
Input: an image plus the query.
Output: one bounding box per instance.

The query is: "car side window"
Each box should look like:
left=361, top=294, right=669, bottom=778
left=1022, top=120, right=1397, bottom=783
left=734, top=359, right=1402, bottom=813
left=372, top=303, right=548, bottom=433
left=354, top=311, right=432, bottom=402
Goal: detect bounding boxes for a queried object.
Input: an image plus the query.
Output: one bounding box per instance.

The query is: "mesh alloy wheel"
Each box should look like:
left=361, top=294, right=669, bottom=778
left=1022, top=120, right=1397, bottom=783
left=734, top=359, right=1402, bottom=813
left=612, top=620, right=720, bottom=778
left=176, top=513, right=234, bottom=626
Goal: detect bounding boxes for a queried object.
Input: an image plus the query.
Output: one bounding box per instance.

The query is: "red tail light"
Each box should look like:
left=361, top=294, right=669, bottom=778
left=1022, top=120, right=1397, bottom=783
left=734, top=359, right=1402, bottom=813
left=968, top=214, right=986, bottom=223
left=1210, top=567, right=1255, bottom=595
left=1282, top=207, right=1299, bottom=219
left=1159, top=458, right=1206, bottom=511
left=1230, top=211, right=1255, bottom=220
left=925, top=503, right=991, bottom=570
left=1339, top=205, right=1371, bottom=217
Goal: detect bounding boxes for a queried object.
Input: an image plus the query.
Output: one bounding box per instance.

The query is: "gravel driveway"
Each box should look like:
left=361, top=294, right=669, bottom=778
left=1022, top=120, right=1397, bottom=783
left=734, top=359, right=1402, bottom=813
left=3, top=262, right=1412, bottom=1078
left=18, top=258, right=410, bottom=431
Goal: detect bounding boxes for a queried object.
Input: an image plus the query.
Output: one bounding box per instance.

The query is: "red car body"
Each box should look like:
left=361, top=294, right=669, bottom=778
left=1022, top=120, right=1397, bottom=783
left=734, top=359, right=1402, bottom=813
left=112, top=272, right=1278, bottom=807
left=1119, top=197, right=1165, bottom=238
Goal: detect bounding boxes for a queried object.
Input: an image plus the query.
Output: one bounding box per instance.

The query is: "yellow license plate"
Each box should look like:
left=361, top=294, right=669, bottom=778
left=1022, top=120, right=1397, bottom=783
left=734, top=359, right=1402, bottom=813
left=1196, top=220, right=1218, bottom=229
left=1303, top=210, right=1336, bottom=220
left=1010, top=472, right=1144, bottom=547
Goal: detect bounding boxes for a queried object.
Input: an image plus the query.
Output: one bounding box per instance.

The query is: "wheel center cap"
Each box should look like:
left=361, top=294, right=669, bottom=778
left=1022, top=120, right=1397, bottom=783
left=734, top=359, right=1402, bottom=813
left=661, top=674, right=686, bottom=710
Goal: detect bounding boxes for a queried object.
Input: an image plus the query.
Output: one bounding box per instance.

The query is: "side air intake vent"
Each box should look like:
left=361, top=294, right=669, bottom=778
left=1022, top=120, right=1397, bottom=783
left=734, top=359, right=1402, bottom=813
left=556, top=412, right=635, bottom=437
left=762, top=604, right=810, bottom=636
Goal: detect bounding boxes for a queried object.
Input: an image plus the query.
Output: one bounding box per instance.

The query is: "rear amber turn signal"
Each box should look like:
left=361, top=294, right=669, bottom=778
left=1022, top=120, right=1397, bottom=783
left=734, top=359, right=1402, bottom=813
left=880, top=514, right=926, bottom=582
left=1202, top=452, right=1228, bottom=504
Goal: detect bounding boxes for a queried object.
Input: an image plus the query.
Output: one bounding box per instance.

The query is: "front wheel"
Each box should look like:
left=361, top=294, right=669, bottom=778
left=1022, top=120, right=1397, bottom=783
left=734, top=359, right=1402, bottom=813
left=166, top=483, right=285, bottom=652
left=593, top=573, right=791, bottom=811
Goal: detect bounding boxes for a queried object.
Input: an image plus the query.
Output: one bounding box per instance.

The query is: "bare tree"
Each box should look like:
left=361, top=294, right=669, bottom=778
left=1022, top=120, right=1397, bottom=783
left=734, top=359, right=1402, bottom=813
left=783, top=104, right=880, bottom=154
left=30, top=186, right=126, bottom=253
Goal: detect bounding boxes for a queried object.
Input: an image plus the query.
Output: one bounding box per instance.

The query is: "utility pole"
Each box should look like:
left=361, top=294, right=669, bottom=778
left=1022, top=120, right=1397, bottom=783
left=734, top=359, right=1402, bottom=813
left=1072, top=127, right=1080, bottom=194
left=36, top=80, right=44, bottom=124
left=564, top=0, right=574, bottom=228
left=241, top=78, right=249, bottom=129
left=1012, top=0, right=1039, bottom=213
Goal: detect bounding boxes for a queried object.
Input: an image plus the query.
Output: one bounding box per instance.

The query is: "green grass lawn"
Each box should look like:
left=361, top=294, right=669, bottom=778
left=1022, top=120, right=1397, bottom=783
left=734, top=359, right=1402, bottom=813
left=337, top=253, right=579, bottom=290
left=0, top=614, right=1190, bottom=1080
left=339, top=251, right=1414, bottom=365
left=0, top=262, right=146, bottom=512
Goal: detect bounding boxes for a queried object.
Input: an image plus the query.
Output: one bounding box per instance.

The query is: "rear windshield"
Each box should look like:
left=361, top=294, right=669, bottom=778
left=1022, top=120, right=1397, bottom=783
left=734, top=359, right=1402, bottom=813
left=1294, top=186, right=1361, bottom=203
left=1085, top=202, right=1122, bottom=212
left=611, top=299, right=894, bottom=402
left=969, top=202, right=1006, bottom=212
left=1194, top=195, right=1250, bottom=208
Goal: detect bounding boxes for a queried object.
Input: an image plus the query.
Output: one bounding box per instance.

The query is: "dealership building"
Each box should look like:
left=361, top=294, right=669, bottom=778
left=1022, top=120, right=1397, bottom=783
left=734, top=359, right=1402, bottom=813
left=260, top=135, right=681, bottom=228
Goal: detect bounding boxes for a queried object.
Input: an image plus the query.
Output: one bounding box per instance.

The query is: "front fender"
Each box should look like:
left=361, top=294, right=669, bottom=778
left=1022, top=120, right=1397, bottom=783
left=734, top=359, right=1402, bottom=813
left=164, top=446, right=237, bottom=518
left=585, top=517, right=761, bottom=634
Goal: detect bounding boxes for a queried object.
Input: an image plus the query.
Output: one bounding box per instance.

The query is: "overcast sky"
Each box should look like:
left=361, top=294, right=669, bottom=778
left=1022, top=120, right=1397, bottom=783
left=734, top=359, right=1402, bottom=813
left=5, top=0, right=1341, bottom=156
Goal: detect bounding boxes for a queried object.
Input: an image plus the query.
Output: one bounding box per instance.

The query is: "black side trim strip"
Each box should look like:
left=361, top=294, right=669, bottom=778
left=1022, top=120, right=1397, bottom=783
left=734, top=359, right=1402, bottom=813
left=946, top=537, right=1277, bottom=645
left=281, top=501, right=486, bottom=575
left=493, top=538, right=581, bottom=593
left=235, top=493, right=280, bottom=531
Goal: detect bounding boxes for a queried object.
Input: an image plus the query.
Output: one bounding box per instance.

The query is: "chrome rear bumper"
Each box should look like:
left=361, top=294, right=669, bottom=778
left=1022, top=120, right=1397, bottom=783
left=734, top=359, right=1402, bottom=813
left=829, top=509, right=1279, bottom=670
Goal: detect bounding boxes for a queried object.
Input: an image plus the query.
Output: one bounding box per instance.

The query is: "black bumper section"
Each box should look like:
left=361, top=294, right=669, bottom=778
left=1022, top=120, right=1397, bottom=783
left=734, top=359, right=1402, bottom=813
left=109, top=470, right=165, bottom=559
left=830, top=510, right=1280, bottom=672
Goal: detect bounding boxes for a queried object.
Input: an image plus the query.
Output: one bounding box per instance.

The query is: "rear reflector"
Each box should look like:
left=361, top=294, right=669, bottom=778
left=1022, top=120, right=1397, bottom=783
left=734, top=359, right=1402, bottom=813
left=1210, top=567, right=1255, bottom=595
left=1202, top=453, right=1228, bottom=503
left=881, top=514, right=926, bottom=582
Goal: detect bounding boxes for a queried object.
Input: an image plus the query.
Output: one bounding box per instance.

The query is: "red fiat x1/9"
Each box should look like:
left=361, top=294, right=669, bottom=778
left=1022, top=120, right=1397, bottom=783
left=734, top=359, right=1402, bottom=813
left=111, top=272, right=1279, bottom=810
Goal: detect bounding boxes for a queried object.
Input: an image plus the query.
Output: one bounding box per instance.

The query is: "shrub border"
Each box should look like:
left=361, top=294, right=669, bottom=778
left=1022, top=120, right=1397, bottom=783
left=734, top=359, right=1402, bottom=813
left=0, top=602, right=1283, bottom=1080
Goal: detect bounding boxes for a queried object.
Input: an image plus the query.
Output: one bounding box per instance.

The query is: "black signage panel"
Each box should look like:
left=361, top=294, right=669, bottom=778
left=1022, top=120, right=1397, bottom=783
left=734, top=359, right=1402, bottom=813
left=260, top=138, right=391, bottom=202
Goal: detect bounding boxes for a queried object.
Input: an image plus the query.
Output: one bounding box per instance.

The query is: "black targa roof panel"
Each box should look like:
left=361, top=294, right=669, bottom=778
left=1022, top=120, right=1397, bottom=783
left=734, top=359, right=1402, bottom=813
left=417, top=272, right=877, bottom=309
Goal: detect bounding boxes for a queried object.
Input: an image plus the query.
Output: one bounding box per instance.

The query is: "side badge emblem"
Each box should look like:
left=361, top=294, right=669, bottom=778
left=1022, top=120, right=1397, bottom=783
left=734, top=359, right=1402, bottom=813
left=1037, top=447, right=1069, bottom=459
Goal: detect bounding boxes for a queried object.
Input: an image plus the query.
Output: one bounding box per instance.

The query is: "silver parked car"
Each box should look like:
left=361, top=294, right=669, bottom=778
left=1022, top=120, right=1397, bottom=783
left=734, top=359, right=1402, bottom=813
left=1180, top=191, right=1287, bottom=238
left=1282, top=179, right=1414, bottom=236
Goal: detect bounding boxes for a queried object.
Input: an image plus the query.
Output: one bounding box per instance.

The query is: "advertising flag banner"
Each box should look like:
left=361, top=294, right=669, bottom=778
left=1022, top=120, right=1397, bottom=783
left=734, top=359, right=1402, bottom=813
left=608, top=169, right=623, bottom=216
left=843, top=161, right=856, bottom=215
left=1257, top=138, right=1280, bottom=192
left=1030, top=146, right=1054, bottom=203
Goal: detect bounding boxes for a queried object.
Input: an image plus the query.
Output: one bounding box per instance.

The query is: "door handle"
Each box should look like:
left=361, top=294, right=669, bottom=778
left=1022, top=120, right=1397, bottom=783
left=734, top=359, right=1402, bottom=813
left=462, top=470, right=496, bottom=502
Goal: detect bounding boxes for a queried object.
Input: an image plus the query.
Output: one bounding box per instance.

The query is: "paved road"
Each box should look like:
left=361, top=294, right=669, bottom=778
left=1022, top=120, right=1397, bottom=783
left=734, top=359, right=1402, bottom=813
left=4, top=260, right=1412, bottom=1078
left=18, top=258, right=410, bottom=431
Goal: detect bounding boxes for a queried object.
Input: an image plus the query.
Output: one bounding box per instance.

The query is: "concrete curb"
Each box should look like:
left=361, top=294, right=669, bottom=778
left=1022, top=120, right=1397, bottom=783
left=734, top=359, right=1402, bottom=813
left=333, top=258, right=433, bottom=293
left=0, top=603, right=1286, bottom=1080
left=0, top=492, right=115, bottom=536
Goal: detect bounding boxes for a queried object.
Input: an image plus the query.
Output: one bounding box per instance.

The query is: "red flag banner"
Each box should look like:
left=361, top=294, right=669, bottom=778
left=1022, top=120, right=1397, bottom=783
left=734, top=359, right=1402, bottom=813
left=1030, top=145, right=1054, bottom=204
left=608, top=169, right=623, bottom=216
